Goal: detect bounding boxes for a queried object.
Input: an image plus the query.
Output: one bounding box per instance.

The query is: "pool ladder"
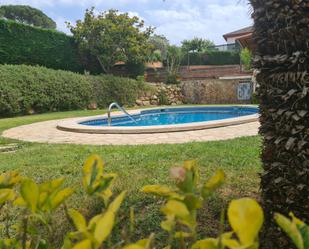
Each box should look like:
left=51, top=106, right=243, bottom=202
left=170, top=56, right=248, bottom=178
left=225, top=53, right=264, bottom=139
left=107, top=102, right=137, bottom=126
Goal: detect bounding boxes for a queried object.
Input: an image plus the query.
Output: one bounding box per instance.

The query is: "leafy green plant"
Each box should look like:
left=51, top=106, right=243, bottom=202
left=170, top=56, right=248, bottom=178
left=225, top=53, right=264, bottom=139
left=251, top=93, right=259, bottom=105
left=166, top=45, right=182, bottom=82
left=240, top=48, right=252, bottom=71
left=275, top=213, right=309, bottom=249
left=165, top=74, right=180, bottom=85
left=0, top=155, right=307, bottom=249
left=148, top=35, right=169, bottom=61
left=0, top=64, right=145, bottom=117
left=142, top=160, right=226, bottom=246
left=158, top=91, right=169, bottom=105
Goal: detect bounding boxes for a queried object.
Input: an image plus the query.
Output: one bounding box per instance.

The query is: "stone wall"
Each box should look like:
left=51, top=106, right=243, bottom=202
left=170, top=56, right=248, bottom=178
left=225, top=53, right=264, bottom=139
left=181, top=78, right=252, bottom=104
left=136, top=83, right=184, bottom=106
left=136, top=78, right=253, bottom=107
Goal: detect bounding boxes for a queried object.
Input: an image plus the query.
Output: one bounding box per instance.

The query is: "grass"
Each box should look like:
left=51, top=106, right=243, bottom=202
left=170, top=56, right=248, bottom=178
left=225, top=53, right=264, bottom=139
left=0, top=109, right=262, bottom=247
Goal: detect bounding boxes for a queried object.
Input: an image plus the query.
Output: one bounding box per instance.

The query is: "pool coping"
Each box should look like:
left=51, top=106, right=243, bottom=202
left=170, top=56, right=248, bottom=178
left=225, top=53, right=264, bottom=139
left=57, top=106, right=259, bottom=134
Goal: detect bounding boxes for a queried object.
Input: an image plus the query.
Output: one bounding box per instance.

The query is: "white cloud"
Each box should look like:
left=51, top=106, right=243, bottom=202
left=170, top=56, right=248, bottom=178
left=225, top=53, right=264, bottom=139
left=146, top=1, right=252, bottom=44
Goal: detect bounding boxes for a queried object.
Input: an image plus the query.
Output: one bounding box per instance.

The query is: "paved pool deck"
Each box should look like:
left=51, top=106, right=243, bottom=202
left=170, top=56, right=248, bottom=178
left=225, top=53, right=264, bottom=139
left=2, top=117, right=260, bottom=145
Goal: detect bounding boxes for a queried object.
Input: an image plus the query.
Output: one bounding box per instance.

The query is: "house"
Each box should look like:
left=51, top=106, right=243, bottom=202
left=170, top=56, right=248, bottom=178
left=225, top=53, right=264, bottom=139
left=223, top=26, right=254, bottom=51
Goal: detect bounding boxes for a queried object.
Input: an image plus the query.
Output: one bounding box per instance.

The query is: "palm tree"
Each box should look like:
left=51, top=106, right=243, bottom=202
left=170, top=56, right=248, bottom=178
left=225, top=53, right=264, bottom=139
left=250, top=0, right=308, bottom=247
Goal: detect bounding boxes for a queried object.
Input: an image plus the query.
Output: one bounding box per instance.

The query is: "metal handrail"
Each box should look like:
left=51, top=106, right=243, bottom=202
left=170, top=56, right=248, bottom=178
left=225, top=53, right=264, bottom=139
left=107, top=102, right=137, bottom=126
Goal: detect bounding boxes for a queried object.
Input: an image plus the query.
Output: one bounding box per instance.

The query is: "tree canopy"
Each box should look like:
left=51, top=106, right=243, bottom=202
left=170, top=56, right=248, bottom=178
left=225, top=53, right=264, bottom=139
left=0, top=5, right=56, bottom=29
left=148, top=34, right=170, bottom=62
left=68, top=8, right=153, bottom=74
left=181, top=37, right=214, bottom=52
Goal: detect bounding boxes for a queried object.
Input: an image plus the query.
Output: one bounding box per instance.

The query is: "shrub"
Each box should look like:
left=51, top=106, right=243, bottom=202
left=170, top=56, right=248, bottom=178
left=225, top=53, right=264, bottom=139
left=240, top=48, right=252, bottom=70
left=0, top=155, right=306, bottom=249
left=90, top=74, right=144, bottom=108
left=0, top=64, right=92, bottom=116
left=158, top=91, right=169, bottom=105
left=0, top=19, right=101, bottom=73
left=0, top=64, right=144, bottom=117
left=165, top=74, right=180, bottom=85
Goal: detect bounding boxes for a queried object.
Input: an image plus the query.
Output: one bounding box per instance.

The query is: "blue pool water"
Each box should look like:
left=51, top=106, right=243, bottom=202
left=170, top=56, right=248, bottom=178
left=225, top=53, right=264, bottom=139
left=80, top=106, right=258, bottom=127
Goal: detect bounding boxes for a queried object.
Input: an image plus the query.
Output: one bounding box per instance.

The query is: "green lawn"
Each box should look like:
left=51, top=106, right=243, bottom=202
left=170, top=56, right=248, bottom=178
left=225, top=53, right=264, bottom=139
left=0, top=110, right=262, bottom=247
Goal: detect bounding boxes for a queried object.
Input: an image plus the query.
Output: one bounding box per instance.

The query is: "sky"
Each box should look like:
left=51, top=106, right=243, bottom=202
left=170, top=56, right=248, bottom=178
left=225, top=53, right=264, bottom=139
left=0, top=0, right=253, bottom=45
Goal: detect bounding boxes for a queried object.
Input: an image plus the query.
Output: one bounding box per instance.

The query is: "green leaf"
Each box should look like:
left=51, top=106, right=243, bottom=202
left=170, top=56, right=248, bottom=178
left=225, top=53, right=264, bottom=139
left=72, top=239, right=92, bottom=249
left=122, top=245, right=144, bottom=249
left=161, top=216, right=175, bottom=232
left=141, top=185, right=184, bottom=200
left=174, top=231, right=193, bottom=238
left=39, top=178, right=65, bottom=192
left=20, top=178, right=39, bottom=212
left=51, top=188, right=74, bottom=210
left=161, top=200, right=190, bottom=219
left=82, top=154, right=104, bottom=195
left=107, top=191, right=126, bottom=213
left=68, top=209, right=87, bottom=232
left=183, top=160, right=199, bottom=185
left=275, top=213, right=304, bottom=249
left=184, top=194, right=203, bottom=210
left=191, top=239, right=218, bottom=249
left=202, top=170, right=225, bottom=198
left=0, top=171, right=21, bottom=189
left=228, top=198, right=263, bottom=246
left=94, top=191, right=126, bottom=245
left=94, top=209, right=115, bottom=244
left=0, top=189, right=15, bottom=204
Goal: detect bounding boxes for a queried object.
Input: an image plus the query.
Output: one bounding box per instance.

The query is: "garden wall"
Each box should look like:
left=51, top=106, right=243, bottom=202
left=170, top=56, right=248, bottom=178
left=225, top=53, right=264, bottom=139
left=136, top=83, right=184, bottom=106
left=181, top=78, right=253, bottom=104
left=136, top=77, right=253, bottom=107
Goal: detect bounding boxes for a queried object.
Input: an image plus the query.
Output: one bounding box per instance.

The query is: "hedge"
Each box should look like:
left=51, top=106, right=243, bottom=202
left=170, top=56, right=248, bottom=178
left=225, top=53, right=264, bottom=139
left=181, top=51, right=240, bottom=66
left=0, top=19, right=101, bottom=73
left=0, top=64, right=143, bottom=117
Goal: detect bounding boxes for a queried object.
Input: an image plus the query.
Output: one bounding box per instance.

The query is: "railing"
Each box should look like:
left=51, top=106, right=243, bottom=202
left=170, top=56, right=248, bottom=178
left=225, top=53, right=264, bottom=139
left=107, top=102, right=137, bottom=126
left=207, top=43, right=241, bottom=52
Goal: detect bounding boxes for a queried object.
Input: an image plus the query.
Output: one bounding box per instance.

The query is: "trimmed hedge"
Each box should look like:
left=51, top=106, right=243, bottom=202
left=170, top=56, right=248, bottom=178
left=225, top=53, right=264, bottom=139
left=0, top=64, right=143, bottom=117
left=181, top=51, right=240, bottom=66
left=0, top=19, right=101, bottom=73
left=91, top=74, right=144, bottom=108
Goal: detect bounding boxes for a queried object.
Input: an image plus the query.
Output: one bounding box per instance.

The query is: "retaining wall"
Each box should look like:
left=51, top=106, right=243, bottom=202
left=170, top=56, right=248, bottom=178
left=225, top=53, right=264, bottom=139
left=181, top=78, right=253, bottom=104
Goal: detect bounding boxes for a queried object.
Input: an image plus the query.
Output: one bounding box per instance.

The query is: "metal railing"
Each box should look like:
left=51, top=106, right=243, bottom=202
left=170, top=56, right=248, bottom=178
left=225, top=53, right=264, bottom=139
left=207, top=43, right=241, bottom=52
left=107, top=102, right=137, bottom=126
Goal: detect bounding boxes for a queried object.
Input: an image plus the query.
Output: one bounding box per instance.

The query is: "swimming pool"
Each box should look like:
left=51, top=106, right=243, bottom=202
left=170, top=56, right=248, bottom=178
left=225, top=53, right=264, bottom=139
left=81, top=106, right=258, bottom=127
left=57, top=106, right=259, bottom=134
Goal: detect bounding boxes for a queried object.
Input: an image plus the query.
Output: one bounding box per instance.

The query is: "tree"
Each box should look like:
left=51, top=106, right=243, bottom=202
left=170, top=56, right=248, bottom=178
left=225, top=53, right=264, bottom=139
left=165, top=45, right=183, bottom=84
left=250, top=0, right=308, bottom=248
left=181, top=37, right=214, bottom=52
left=148, top=34, right=169, bottom=61
left=0, top=5, right=56, bottom=29
left=68, top=8, right=153, bottom=74
left=240, top=48, right=252, bottom=71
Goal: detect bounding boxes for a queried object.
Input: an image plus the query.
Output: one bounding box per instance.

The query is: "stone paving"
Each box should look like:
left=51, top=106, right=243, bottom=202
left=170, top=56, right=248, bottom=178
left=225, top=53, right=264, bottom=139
left=2, top=118, right=260, bottom=145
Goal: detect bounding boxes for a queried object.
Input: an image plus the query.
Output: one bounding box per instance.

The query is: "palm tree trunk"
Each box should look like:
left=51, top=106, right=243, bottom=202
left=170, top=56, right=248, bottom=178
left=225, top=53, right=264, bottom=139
left=250, top=0, right=309, bottom=248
